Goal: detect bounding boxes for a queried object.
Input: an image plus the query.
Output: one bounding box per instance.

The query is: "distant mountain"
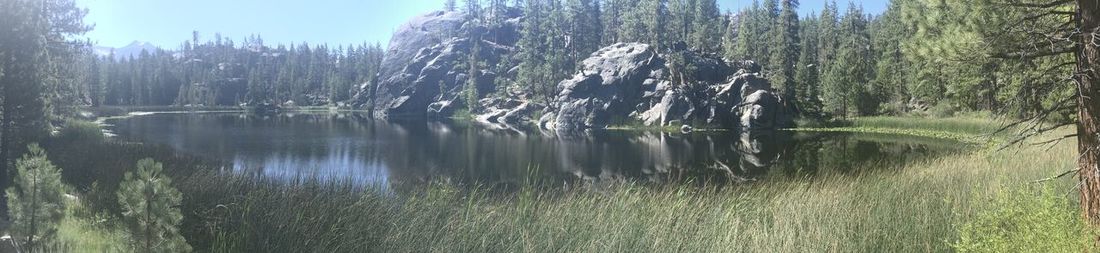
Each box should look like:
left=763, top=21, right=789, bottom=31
left=94, top=41, right=160, bottom=60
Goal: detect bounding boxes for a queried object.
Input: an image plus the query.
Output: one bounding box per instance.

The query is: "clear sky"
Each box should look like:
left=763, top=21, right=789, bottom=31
left=77, top=0, right=889, bottom=49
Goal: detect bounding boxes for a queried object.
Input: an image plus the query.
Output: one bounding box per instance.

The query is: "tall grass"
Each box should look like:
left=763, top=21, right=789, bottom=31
left=385, top=140, right=1075, bottom=252
left=170, top=129, right=1082, bottom=252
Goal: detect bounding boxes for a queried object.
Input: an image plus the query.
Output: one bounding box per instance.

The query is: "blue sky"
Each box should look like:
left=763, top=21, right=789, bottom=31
left=78, top=0, right=889, bottom=49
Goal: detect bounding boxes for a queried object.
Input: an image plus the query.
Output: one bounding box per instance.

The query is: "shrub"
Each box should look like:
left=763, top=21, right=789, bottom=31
left=953, top=186, right=1097, bottom=252
left=6, top=143, right=68, bottom=249
left=55, top=119, right=104, bottom=143
left=117, top=158, right=191, bottom=252
left=928, top=102, right=958, bottom=118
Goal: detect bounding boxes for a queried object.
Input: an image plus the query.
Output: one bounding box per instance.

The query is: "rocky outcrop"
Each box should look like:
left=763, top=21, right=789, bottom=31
left=538, top=43, right=664, bottom=131
left=539, top=43, right=792, bottom=131
left=475, top=96, right=543, bottom=127
left=353, top=10, right=789, bottom=129
left=351, top=9, right=523, bottom=119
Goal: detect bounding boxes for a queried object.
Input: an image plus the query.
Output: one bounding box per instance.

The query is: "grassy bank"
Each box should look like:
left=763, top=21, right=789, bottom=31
left=173, top=128, right=1085, bottom=252
left=789, top=115, right=1011, bottom=145
left=37, top=116, right=1093, bottom=252
left=846, top=115, right=1007, bottom=136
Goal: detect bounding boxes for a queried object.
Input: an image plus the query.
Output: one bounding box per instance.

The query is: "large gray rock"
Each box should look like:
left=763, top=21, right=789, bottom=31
left=722, top=70, right=791, bottom=129
left=540, top=44, right=792, bottom=131
left=352, top=9, right=522, bottom=119
left=539, top=43, right=664, bottom=131
left=476, top=96, right=542, bottom=126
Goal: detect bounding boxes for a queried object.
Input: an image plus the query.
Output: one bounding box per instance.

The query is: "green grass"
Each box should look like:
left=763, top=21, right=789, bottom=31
left=2, top=192, right=130, bottom=252
left=790, top=127, right=988, bottom=144
left=954, top=186, right=1096, bottom=252
left=846, top=115, right=1007, bottom=136
left=788, top=115, right=1013, bottom=145
left=53, top=197, right=129, bottom=252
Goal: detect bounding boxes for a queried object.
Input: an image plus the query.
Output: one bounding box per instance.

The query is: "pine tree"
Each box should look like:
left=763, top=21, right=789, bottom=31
left=117, top=158, right=191, bottom=252
left=668, top=0, right=697, bottom=44
left=601, top=0, right=627, bottom=44
left=622, top=0, right=668, bottom=49
left=821, top=3, right=871, bottom=116
left=757, top=0, right=778, bottom=66
left=517, top=0, right=552, bottom=101
left=690, top=0, right=721, bottom=53
left=445, top=0, right=457, bottom=11
left=768, top=0, right=800, bottom=101
left=870, top=1, right=909, bottom=112
left=0, top=0, right=90, bottom=210
left=545, top=0, right=572, bottom=76
left=465, top=43, right=482, bottom=111
left=488, top=0, right=508, bottom=30
left=567, top=0, right=602, bottom=63
left=5, top=144, right=66, bottom=249
left=464, top=0, right=483, bottom=21
left=795, top=14, right=822, bottom=117
left=735, top=1, right=762, bottom=61
left=817, top=0, right=838, bottom=79
left=721, top=11, right=740, bottom=59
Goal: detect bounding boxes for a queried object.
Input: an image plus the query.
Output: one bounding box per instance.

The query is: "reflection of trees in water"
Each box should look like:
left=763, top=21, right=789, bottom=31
left=388, top=125, right=801, bottom=188
left=776, top=132, right=961, bottom=178
left=352, top=120, right=962, bottom=190
left=112, top=113, right=964, bottom=192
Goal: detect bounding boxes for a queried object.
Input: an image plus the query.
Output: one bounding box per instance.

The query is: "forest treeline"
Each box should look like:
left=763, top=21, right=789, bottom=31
left=63, top=0, right=1074, bottom=122
left=74, top=36, right=384, bottom=107
left=498, top=0, right=1074, bottom=119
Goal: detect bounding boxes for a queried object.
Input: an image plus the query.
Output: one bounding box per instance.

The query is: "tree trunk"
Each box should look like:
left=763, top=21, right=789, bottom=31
left=1075, top=0, right=1100, bottom=225
left=0, top=107, right=9, bottom=220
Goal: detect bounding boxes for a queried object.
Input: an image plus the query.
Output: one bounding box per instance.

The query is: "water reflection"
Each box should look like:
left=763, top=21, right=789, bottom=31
left=106, top=112, right=964, bottom=190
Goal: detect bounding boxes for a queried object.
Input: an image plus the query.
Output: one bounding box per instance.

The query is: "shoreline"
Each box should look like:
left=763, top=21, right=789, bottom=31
left=86, top=106, right=1000, bottom=144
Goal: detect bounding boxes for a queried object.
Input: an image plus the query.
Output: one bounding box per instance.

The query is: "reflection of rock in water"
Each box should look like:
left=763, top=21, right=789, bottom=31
left=738, top=131, right=784, bottom=167
left=552, top=129, right=793, bottom=186
left=353, top=115, right=801, bottom=189
left=714, top=130, right=790, bottom=183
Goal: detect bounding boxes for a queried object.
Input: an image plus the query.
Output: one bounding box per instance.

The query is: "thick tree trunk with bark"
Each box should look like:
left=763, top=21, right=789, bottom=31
left=1076, top=0, right=1100, bottom=225
left=0, top=95, right=9, bottom=219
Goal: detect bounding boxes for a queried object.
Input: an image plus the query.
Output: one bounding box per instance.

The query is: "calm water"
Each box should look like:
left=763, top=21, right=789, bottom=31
left=104, top=112, right=965, bottom=190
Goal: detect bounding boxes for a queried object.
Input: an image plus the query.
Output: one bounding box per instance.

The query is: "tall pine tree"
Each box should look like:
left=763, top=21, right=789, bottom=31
left=690, top=0, right=721, bottom=53
left=768, top=0, right=800, bottom=105
left=0, top=0, right=90, bottom=210
left=795, top=14, right=822, bottom=117
left=735, top=1, right=763, bottom=62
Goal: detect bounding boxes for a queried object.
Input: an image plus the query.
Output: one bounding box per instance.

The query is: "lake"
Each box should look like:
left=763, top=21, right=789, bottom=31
left=103, top=112, right=965, bottom=191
